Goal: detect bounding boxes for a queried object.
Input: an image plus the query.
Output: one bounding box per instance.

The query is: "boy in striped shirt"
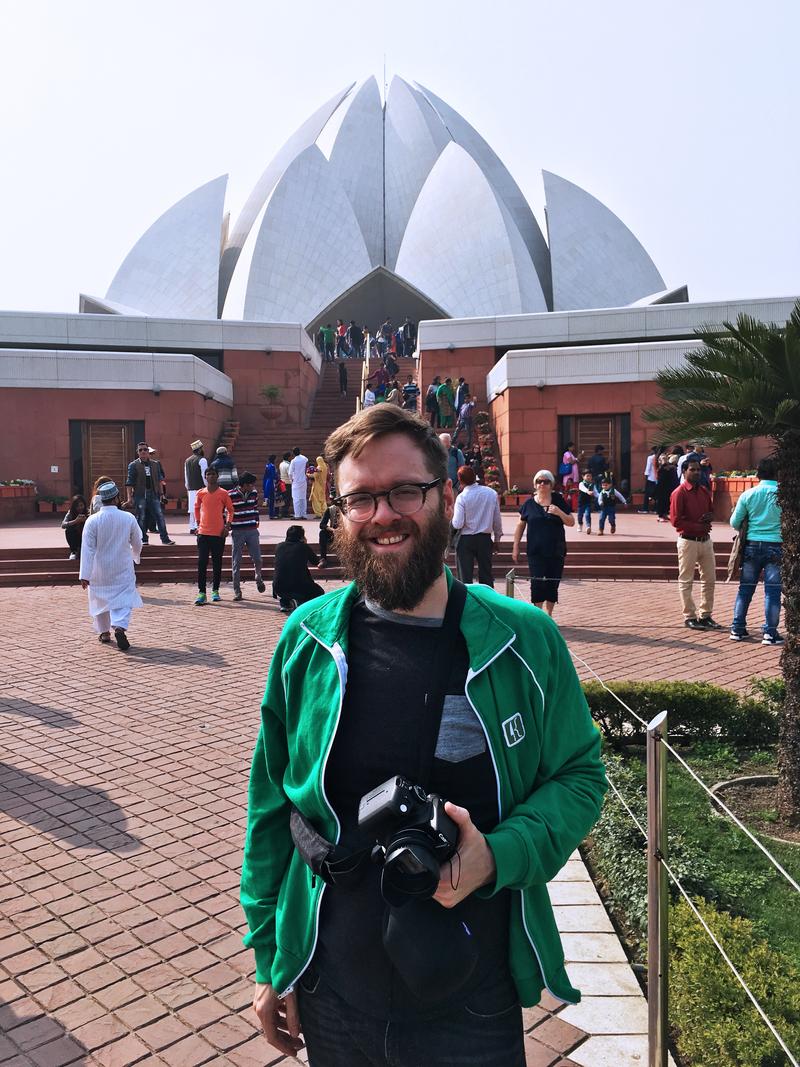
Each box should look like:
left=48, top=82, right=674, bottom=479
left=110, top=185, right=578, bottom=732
left=229, top=472, right=266, bottom=602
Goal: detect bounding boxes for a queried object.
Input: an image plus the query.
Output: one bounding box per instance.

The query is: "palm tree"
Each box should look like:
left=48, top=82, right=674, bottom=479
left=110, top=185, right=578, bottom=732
left=643, top=301, right=800, bottom=825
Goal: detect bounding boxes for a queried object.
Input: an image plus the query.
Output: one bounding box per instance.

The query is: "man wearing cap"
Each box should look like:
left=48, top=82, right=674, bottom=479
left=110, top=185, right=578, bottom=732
left=184, top=440, right=208, bottom=534
left=125, top=442, right=175, bottom=546
left=229, top=472, right=266, bottom=602
left=79, top=482, right=142, bottom=651
left=211, top=446, right=237, bottom=490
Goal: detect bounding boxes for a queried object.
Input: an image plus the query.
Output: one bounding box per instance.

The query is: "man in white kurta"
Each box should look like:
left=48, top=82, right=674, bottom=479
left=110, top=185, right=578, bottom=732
left=79, top=483, right=143, bottom=650
left=288, top=448, right=309, bottom=519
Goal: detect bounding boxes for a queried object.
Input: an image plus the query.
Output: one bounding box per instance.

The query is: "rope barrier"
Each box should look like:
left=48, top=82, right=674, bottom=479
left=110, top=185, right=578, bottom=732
left=601, top=764, right=799, bottom=1066
left=567, top=646, right=799, bottom=894
left=659, top=854, right=800, bottom=1067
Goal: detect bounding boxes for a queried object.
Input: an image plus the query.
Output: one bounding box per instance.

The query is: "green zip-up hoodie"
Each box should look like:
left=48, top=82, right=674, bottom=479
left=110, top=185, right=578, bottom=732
left=241, top=572, right=607, bottom=1007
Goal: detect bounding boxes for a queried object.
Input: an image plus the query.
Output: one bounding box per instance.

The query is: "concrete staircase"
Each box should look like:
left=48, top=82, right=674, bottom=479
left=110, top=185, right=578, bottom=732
left=0, top=538, right=734, bottom=587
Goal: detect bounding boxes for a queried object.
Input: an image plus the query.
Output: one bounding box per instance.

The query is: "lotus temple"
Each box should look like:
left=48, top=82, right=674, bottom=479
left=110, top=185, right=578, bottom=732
left=0, top=76, right=793, bottom=507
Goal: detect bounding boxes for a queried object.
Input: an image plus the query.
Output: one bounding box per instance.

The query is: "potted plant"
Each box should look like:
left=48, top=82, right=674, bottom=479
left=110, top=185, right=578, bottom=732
left=259, top=384, right=284, bottom=423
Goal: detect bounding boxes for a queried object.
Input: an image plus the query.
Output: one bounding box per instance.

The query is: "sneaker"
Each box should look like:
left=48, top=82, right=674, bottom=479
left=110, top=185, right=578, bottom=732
left=729, top=631, right=749, bottom=641
left=256, top=579, right=266, bottom=592
left=161, top=539, right=176, bottom=546
left=610, top=526, right=616, bottom=534
left=699, top=617, right=723, bottom=630
left=194, top=592, right=207, bottom=606
left=68, top=552, right=77, bottom=560
left=114, top=628, right=130, bottom=652
left=684, top=618, right=706, bottom=630
left=233, top=591, right=243, bottom=601
left=762, top=633, right=784, bottom=646
left=211, top=590, right=221, bottom=603
left=586, top=528, right=592, bottom=535
left=317, top=559, right=328, bottom=568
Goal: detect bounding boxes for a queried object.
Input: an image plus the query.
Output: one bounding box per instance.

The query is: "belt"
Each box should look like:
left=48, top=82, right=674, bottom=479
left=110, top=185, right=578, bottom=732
left=680, top=534, right=710, bottom=542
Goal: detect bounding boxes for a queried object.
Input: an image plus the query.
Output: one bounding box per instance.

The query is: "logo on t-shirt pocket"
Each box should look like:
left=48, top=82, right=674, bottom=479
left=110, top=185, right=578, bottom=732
left=502, top=713, right=526, bottom=747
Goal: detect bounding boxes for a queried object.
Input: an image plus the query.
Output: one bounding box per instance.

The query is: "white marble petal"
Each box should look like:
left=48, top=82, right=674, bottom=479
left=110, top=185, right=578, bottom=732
left=243, top=145, right=372, bottom=326
left=544, top=170, right=666, bottom=311
left=395, top=143, right=547, bottom=318
left=106, top=175, right=227, bottom=319
left=415, top=81, right=553, bottom=308
left=219, top=83, right=355, bottom=314
left=384, top=76, right=450, bottom=270
left=327, top=76, right=385, bottom=267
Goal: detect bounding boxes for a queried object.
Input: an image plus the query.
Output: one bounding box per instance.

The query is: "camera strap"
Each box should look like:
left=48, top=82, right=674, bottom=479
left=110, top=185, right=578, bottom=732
left=289, top=807, right=371, bottom=887
left=416, top=578, right=468, bottom=789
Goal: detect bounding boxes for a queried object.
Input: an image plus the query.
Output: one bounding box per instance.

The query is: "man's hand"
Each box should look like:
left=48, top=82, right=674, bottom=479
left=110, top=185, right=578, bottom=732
left=253, top=983, right=303, bottom=1057
left=511, top=546, right=519, bottom=563
left=701, top=511, right=714, bottom=525
left=433, top=802, right=496, bottom=909
left=80, top=579, right=90, bottom=590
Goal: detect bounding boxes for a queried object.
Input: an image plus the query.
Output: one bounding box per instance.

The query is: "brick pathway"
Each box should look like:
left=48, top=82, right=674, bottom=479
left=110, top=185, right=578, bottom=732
left=0, top=580, right=777, bottom=1065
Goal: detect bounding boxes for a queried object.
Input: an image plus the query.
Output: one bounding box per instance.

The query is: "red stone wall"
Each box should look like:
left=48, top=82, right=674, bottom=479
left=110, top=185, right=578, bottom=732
left=0, top=388, right=231, bottom=499
left=417, top=347, right=495, bottom=409
left=223, top=349, right=319, bottom=433
left=490, top=380, right=766, bottom=490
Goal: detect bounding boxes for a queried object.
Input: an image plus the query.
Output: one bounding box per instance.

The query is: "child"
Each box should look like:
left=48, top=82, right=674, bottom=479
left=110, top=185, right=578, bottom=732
left=597, top=477, right=627, bottom=535
left=577, top=471, right=596, bottom=534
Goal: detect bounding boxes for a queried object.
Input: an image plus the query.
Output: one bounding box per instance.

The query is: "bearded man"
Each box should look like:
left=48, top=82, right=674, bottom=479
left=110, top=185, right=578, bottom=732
left=240, top=405, right=606, bottom=1067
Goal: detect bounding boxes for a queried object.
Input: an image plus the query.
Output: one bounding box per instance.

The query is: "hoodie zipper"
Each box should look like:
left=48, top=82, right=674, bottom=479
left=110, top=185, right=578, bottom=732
left=464, top=634, right=569, bottom=1005
left=278, top=626, right=347, bottom=998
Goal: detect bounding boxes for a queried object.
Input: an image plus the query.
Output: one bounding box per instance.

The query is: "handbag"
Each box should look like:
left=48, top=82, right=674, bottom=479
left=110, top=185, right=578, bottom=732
left=726, top=515, right=748, bottom=583
left=558, top=461, right=573, bottom=476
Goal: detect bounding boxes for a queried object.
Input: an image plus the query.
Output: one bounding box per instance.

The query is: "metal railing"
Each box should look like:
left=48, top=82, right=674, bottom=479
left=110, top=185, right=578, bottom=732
left=500, top=574, right=799, bottom=1066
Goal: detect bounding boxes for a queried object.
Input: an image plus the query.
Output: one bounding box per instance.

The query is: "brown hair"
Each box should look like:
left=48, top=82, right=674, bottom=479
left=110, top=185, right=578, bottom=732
left=324, top=405, right=447, bottom=483
left=457, top=465, right=476, bottom=485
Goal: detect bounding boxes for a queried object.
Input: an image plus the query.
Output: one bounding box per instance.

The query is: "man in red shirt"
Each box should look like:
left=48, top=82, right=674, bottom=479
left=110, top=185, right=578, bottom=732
left=669, top=459, right=721, bottom=630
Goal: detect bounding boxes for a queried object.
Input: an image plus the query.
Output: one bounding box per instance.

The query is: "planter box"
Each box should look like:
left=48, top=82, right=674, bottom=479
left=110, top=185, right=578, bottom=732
left=37, top=500, right=54, bottom=513
left=55, top=502, right=69, bottom=513
left=712, top=477, right=757, bottom=522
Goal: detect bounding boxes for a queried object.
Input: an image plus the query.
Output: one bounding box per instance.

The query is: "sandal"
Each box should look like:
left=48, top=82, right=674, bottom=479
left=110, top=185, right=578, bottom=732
left=98, top=632, right=111, bottom=644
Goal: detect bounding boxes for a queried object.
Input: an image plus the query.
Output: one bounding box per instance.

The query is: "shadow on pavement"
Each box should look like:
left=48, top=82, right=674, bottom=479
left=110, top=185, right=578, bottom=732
left=560, top=625, right=717, bottom=653
left=0, top=1003, right=90, bottom=1064
left=0, top=698, right=78, bottom=728
left=124, top=645, right=229, bottom=667
left=0, top=762, right=142, bottom=853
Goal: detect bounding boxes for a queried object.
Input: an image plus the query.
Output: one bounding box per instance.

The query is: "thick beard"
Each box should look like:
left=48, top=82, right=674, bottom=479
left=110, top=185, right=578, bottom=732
left=335, top=504, right=451, bottom=612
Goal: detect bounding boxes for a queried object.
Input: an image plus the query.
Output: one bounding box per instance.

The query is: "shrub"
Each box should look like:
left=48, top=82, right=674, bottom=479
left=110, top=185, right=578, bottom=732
left=670, top=897, right=800, bottom=1067
left=582, top=680, right=778, bottom=749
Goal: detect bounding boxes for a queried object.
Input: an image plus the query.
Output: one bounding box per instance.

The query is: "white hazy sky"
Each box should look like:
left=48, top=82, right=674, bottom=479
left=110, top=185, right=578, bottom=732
left=1, top=0, right=798, bottom=314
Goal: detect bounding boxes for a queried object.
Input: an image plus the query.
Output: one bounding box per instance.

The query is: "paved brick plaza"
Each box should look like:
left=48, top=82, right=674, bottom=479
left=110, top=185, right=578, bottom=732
left=0, top=578, right=778, bottom=1066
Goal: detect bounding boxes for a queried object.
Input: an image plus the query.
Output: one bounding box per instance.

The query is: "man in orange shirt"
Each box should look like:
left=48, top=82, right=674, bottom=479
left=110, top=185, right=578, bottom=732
left=194, top=467, right=234, bottom=605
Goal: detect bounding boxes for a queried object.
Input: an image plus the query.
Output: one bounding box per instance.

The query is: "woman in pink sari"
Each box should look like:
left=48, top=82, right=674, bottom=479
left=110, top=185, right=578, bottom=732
left=560, top=442, right=581, bottom=487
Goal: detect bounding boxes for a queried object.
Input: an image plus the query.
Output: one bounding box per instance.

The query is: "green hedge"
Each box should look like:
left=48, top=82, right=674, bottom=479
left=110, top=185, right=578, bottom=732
left=671, top=897, right=800, bottom=1067
left=582, top=679, right=779, bottom=748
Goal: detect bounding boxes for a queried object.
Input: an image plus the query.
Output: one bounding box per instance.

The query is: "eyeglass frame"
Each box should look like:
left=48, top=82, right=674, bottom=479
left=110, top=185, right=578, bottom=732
left=331, top=478, right=442, bottom=522
left=534, top=477, right=553, bottom=485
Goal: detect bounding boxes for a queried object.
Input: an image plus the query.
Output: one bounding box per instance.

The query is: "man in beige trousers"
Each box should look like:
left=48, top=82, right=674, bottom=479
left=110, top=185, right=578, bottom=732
left=669, top=459, right=721, bottom=630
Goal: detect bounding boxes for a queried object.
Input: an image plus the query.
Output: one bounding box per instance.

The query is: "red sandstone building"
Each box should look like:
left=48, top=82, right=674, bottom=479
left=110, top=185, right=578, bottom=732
left=0, top=295, right=792, bottom=511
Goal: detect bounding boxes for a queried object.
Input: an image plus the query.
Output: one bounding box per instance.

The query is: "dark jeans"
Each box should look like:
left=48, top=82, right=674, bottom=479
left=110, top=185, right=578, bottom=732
left=576, top=498, right=592, bottom=527
left=528, top=554, right=564, bottom=604
left=599, top=506, right=616, bottom=531
left=197, top=534, right=224, bottom=593
left=297, top=968, right=524, bottom=1067
left=642, top=478, right=658, bottom=512
left=456, top=533, right=493, bottom=586
left=732, top=541, right=782, bottom=637
left=319, top=526, right=334, bottom=562
left=134, top=491, right=170, bottom=543
left=64, top=526, right=83, bottom=554
left=276, top=582, right=324, bottom=611
left=264, top=484, right=276, bottom=519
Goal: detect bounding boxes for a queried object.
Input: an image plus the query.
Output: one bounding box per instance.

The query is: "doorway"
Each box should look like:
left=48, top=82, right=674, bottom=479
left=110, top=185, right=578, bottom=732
left=558, top=414, right=631, bottom=488
left=69, top=420, right=144, bottom=497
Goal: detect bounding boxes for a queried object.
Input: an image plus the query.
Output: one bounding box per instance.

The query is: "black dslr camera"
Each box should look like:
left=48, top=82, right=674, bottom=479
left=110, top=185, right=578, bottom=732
left=358, top=776, right=459, bottom=905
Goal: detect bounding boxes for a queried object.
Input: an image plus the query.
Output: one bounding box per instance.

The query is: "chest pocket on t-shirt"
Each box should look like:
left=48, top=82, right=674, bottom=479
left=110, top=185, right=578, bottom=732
left=434, top=695, right=487, bottom=762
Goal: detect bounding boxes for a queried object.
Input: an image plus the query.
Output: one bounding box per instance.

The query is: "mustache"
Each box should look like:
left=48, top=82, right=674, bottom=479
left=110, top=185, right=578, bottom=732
left=357, top=519, right=417, bottom=540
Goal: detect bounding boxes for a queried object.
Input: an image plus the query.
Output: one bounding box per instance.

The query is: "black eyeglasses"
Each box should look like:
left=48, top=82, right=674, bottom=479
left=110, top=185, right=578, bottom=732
left=534, top=479, right=552, bottom=485
left=332, top=479, right=442, bottom=522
